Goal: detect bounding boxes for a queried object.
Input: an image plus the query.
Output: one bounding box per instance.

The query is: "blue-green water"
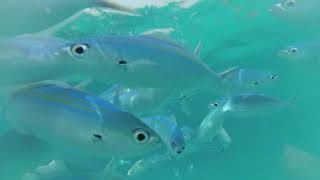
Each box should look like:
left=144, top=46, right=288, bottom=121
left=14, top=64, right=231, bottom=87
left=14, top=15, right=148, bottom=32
left=1, top=0, right=320, bottom=180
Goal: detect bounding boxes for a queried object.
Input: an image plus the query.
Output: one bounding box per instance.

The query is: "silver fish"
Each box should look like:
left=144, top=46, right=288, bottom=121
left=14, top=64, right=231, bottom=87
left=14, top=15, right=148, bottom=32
left=101, top=86, right=172, bottom=115
left=3, top=82, right=162, bottom=159
left=0, top=35, right=226, bottom=98
left=279, top=41, right=320, bottom=63
left=210, top=93, right=286, bottom=114
left=127, top=123, right=231, bottom=177
left=198, top=103, right=227, bottom=143
left=142, top=115, right=185, bottom=157
left=219, top=67, right=277, bottom=87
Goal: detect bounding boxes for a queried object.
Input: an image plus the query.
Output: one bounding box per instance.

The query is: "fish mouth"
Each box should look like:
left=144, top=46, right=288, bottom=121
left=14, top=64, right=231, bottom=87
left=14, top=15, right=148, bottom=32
left=278, top=50, right=290, bottom=58
left=171, top=142, right=185, bottom=155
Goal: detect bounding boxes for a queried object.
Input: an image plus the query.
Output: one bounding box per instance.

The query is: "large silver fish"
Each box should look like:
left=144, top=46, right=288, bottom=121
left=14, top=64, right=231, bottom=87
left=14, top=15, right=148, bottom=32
left=0, top=0, right=135, bottom=37
left=0, top=35, right=226, bottom=97
left=3, top=82, right=162, bottom=159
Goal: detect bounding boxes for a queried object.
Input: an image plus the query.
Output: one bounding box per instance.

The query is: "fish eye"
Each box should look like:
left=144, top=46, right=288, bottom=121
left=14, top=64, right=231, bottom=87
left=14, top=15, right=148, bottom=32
left=171, top=142, right=185, bottom=154
left=290, top=47, right=298, bottom=54
left=71, top=43, right=89, bottom=57
left=270, top=74, right=277, bottom=80
left=209, top=102, right=219, bottom=109
left=118, top=60, right=127, bottom=65
left=133, top=129, right=150, bottom=144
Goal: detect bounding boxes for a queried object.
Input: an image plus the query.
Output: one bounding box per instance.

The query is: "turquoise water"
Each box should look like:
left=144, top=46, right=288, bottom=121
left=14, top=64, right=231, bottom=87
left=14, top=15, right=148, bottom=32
left=1, top=0, right=320, bottom=180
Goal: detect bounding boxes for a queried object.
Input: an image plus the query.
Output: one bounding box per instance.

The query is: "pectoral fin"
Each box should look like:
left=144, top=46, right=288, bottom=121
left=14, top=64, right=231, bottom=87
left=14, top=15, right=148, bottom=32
left=212, top=128, right=231, bottom=152
left=218, top=67, right=240, bottom=79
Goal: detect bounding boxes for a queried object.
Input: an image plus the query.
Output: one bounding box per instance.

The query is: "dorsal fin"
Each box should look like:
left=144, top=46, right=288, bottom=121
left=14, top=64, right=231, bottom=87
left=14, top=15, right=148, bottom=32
left=99, top=84, right=122, bottom=101
left=73, top=79, right=92, bottom=90
left=218, top=67, right=240, bottom=79
left=140, top=28, right=174, bottom=37
left=194, top=41, right=202, bottom=56
left=139, top=28, right=187, bottom=51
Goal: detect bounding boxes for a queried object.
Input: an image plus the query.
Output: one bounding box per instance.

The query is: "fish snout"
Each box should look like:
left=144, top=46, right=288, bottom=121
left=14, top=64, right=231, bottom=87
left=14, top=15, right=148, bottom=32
left=171, top=142, right=185, bottom=155
left=278, top=49, right=290, bottom=58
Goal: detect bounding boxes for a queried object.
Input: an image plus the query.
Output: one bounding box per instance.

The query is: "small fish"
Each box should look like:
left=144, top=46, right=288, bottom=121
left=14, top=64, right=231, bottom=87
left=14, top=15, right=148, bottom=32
left=101, top=0, right=199, bottom=10
left=269, top=0, right=297, bottom=16
left=142, top=115, right=185, bottom=157
left=279, top=41, right=320, bottom=63
left=219, top=67, right=278, bottom=87
left=0, top=0, right=135, bottom=36
left=269, top=0, right=320, bottom=21
left=101, top=86, right=172, bottom=115
left=198, top=103, right=226, bottom=143
left=210, top=93, right=286, bottom=114
left=127, top=123, right=230, bottom=177
left=3, top=82, right=162, bottom=159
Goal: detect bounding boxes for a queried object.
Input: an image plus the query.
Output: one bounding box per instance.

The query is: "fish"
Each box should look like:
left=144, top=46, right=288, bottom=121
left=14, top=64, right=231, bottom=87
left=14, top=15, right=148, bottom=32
left=85, top=35, right=225, bottom=94
left=127, top=122, right=230, bottom=177
left=269, top=0, right=320, bottom=22
left=142, top=115, right=185, bottom=157
left=0, top=35, right=226, bottom=98
left=209, top=93, right=287, bottom=115
left=101, top=86, right=172, bottom=115
left=269, top=0, right=297, bottom=16
left=219, top=67, right=278, bottom=87
left=0, top=0, right=135, bottom=37
left=279, top=41, right=320, bottom=63
left=198, top=103, right=228, bottom=144
left=3, top=81, right=162, bottom=159
left=126, top=113, right=233, bottom=178
left=99, top=0, right=200, bottom=10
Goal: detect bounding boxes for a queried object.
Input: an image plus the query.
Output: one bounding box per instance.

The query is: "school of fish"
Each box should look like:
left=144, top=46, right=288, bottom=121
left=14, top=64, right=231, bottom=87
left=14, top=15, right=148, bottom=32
left=0, top=0, right=317, bottom=179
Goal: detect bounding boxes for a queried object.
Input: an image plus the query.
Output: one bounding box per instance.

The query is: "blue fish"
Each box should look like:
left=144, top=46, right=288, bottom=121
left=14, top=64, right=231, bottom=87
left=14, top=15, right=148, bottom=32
left=4, top=81, right=162, bottom=159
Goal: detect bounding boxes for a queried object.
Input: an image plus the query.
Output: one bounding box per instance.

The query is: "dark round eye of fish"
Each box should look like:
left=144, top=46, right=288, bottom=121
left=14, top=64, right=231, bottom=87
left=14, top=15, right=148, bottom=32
left=290, top=47, right=298, bottom=54
left=71, top=43, right=89, bottom=57
left=133, top=129, right=150, bottom=144
left=214, top=103, right=219, bottom=107
left=118, top=60, right=127, bottom=65
left=171, top=142, right=184, bottom=154
left=270, top=74, right=277, bottom=80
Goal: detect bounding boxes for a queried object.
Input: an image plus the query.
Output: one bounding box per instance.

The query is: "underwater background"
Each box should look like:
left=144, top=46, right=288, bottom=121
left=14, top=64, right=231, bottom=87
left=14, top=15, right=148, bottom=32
left=1, top=0, right=320, bottom=180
